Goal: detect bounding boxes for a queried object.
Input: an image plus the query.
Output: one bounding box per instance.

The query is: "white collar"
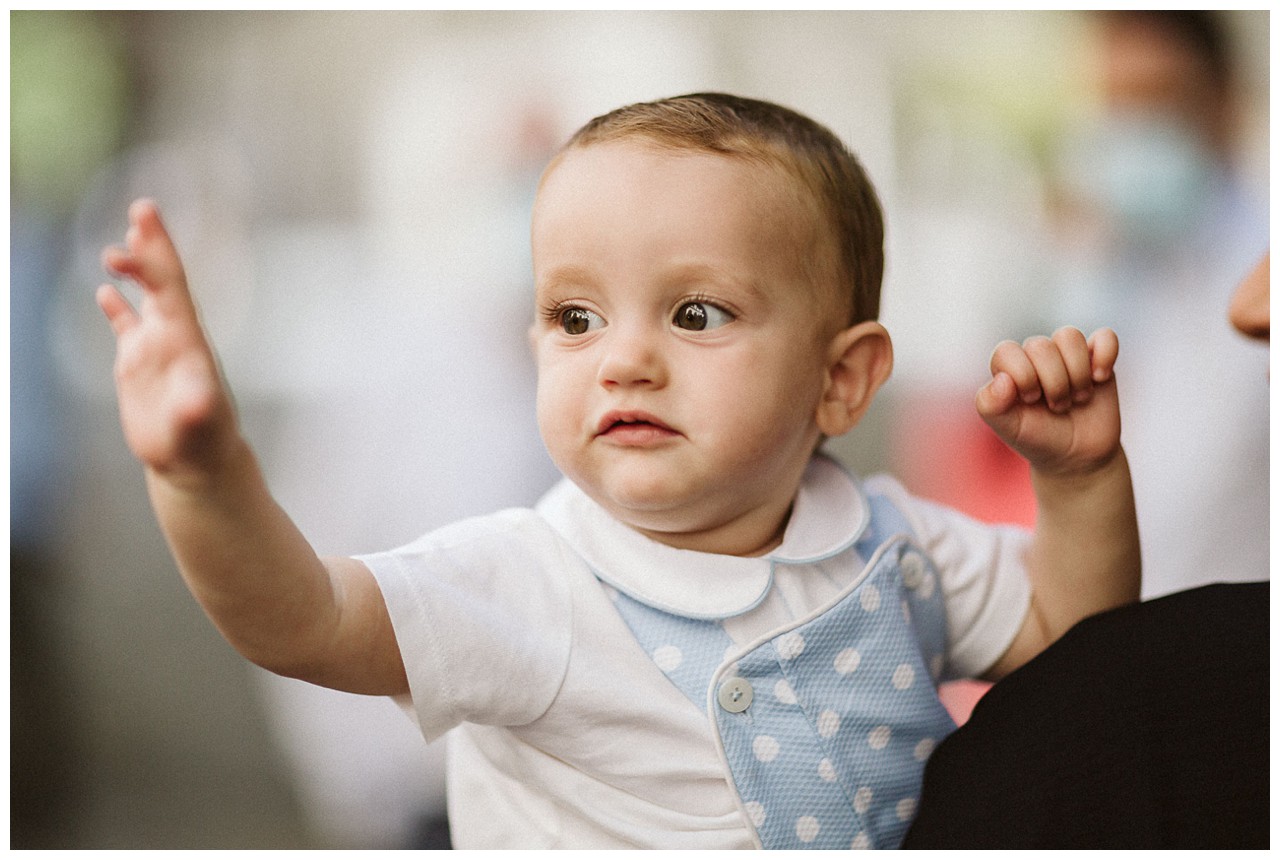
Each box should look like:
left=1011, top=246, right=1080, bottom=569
left=535, top=455, right=870, bottom=620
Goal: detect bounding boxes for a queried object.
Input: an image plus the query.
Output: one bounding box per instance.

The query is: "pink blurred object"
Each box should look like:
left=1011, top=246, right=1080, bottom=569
left=939, top=679, right=992, bottom=725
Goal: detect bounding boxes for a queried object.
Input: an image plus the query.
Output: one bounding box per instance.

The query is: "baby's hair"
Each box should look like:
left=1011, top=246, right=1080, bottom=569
left=561, top=92, right=885, bottom=324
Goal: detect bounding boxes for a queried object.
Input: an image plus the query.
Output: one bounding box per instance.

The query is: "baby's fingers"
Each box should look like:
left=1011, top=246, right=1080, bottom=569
left=96, top=283, right=139, bottom=336
left=1087, top=327, right=1120, bottom=383
left=975, top=370, right=1020, bottom=418
left=975, top=370, right=1029, bottom=447
left=101, top=199, right=194, bottom=319
left=989, top=339, right=1043, bottom=406
left=1022, top=335, right=1075, bottom=413
left=1052, top=326, right=1095, bottom=405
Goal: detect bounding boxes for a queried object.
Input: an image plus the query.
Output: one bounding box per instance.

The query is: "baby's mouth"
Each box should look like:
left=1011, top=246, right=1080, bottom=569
left=596, top=411, right=680, bottom=442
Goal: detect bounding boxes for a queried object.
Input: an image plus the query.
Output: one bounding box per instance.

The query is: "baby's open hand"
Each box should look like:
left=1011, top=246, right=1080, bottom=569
left=976, top=327, right=1121, bottom=477
left=97, top=199, right=236, bottom=480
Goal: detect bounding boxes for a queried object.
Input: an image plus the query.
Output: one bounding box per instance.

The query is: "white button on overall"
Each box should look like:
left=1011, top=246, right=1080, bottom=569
left=718, top=677, right=754, bottom=713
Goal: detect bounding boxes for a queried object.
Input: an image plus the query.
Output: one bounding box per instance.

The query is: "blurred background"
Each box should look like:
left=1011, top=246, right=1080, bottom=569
left=10, top=10, right=1269, bottom=849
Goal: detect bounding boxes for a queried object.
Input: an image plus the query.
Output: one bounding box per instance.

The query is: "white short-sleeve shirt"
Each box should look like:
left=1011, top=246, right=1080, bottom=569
left=359, top=456, right=1030, bottom=848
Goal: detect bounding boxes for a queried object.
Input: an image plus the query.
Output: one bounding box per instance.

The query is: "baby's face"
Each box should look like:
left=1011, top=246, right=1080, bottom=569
left=530, top=140, right=844, bottom=555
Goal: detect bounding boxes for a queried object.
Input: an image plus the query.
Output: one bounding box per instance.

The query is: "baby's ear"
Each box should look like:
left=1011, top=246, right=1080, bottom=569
left=815, top=321, right=893, bottom=437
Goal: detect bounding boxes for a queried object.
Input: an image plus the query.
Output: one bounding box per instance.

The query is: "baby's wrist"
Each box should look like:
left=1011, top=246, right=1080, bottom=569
left=147, top=429, right=255, bottom=499
left=1030, top=446, right=1129, bottom=493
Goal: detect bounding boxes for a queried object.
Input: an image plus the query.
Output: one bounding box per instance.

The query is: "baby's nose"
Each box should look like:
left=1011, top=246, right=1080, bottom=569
left=597, top=326, right=667, bottom=388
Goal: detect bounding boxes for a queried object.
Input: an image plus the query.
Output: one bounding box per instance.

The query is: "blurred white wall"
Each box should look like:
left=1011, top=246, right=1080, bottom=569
left=11, top=9, right=1268, bottom=849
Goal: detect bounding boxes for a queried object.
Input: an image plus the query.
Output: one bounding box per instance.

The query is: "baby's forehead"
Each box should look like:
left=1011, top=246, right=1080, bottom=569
left=538, top=140, right=827, bottom=235
left=542, top=140, right=834, bottom=255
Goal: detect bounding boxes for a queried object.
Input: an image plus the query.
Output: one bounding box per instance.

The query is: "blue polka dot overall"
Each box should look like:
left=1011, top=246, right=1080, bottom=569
left=607, top=493, right=957, bottom=849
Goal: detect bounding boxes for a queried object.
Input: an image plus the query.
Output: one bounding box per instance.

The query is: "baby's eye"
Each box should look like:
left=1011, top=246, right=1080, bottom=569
left=559, top=306, right=604, bottom=335
left=673, top=301, right=733, bottom=332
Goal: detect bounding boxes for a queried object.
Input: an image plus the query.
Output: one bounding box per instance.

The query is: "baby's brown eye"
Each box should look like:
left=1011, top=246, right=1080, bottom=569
left=673, top=301, right=732, bottom=331
left=560, top=307, right=602, bottom=335
left=674, top=303, right=707, bottom=331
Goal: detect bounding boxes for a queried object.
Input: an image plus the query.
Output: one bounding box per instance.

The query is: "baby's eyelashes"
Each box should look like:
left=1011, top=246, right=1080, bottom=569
left=540, top=302, right=606, bottom=336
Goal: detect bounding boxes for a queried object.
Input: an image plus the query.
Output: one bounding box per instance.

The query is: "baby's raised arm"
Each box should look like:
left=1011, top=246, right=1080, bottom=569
left=98, top=200, right=407, bottom=696
left=975, top=326, right=1140, bottom=679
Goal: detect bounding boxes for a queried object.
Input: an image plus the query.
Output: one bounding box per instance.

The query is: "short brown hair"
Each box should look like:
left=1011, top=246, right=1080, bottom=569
left=560, top=92, right=885, bottom=324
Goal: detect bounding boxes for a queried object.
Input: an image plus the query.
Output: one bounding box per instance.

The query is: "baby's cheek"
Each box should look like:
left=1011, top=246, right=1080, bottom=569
left=535, top=386, right=585, bottom=462
left=533, top=382, right=564, bottom=445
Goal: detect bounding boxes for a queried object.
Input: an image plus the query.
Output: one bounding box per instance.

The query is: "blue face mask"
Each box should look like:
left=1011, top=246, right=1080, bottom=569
left=1060, top=112, right=1216, bottom=246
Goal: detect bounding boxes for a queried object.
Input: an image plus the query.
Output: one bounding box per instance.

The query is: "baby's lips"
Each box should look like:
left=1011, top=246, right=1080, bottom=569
left=595, top=410, right=677, bottom=436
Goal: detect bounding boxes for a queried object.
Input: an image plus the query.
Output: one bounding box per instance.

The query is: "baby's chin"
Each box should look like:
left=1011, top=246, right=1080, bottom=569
left=587, top=485, right=698, bottom=532
left=583, top=482, right=776, bottom=555
left=574, top=479, right=705, bottom=535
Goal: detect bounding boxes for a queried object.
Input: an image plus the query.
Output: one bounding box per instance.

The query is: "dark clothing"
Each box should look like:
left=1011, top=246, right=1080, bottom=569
left=903, top=582, right=1269, bottom=849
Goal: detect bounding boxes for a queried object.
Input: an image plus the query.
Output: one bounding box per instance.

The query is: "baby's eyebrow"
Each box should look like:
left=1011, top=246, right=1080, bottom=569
left=535, top=264, right=597, bottom=295
left=534, top=261, right=771, bottom=307
left=664, top=262, right=768, bottom=302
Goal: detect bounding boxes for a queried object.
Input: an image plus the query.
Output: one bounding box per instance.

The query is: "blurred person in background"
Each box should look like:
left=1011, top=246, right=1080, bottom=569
left=1048, top=10, right=1268, bottom=598
left=903, top=253, right=1269, bottom=849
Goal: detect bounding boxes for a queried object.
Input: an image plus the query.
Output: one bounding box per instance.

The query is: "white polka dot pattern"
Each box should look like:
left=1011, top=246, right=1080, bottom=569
left=776, top=631, right=805, bottom=660
left=816, top=710, right=841, bottom=738
left=753, top=735, right=781, bottom=762
left=892, top=663, right=915, bottom=690
left=795, top=815, right=820, bottom=843
left=652, top=645, right=683, bottom=673
left=833, top=647, right=861, bottom=675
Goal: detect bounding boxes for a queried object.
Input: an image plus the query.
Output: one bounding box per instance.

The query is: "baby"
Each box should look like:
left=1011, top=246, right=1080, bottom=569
left=97, top=93, right=1139, bottom=849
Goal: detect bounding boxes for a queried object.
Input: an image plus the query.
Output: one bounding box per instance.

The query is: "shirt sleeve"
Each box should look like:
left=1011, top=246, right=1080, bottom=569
left=863, top=474, right=1032, bottom=679
left=355, top=509, right=575, bottom=743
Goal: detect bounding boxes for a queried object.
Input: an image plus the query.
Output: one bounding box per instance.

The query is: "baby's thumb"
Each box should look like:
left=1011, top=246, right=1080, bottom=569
left=975, top=372, right=1021, bottom=440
